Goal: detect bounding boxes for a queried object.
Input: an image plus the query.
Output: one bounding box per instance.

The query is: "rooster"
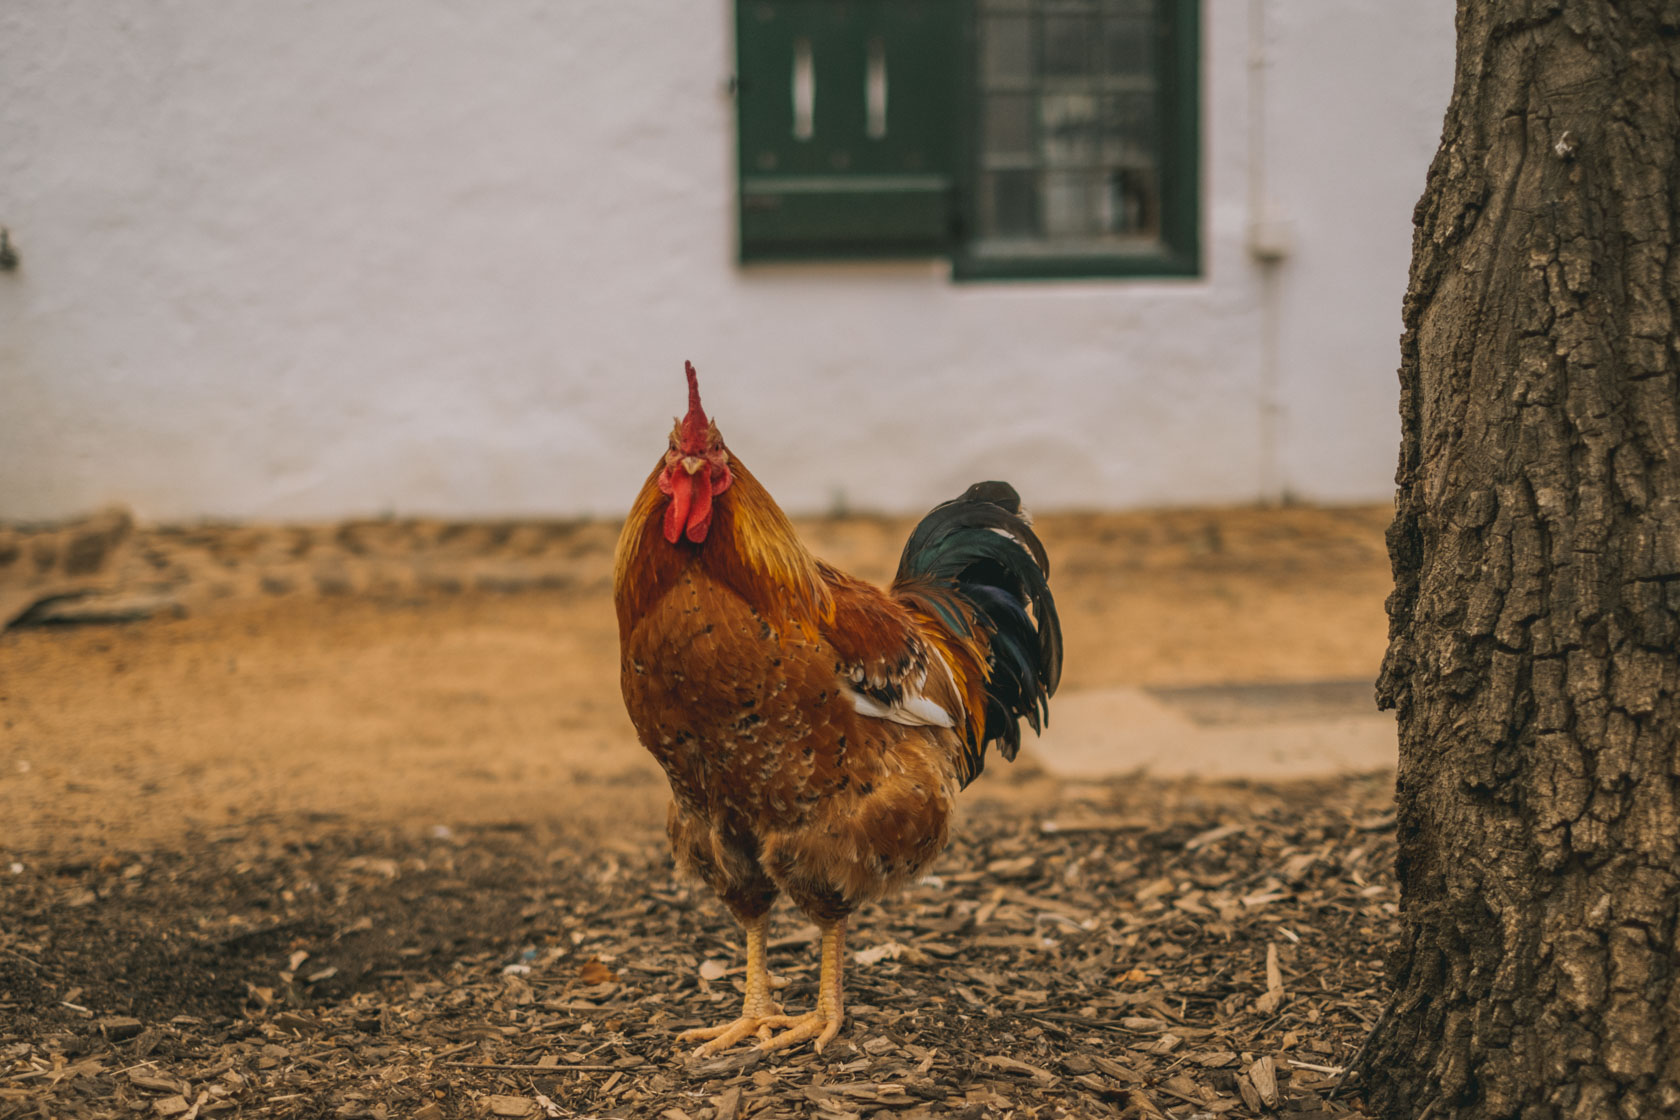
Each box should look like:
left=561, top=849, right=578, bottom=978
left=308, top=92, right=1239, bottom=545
left=614, top=363, right=1061, bottom=1055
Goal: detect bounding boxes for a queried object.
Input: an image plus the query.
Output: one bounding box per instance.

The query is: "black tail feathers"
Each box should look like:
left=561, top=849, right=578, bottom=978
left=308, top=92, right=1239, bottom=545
left=896, top=481, right=1063, bottom=783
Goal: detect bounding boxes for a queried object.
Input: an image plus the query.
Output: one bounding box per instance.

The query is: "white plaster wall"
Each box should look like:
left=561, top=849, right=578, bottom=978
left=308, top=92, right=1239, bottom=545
left=1262, top=0, right=1459, bottom=504
left=0, top=1, right=1453, bottom=522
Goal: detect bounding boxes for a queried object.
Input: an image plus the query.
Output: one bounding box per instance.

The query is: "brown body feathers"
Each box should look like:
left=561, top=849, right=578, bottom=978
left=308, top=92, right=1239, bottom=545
left=615, top=413, right=1061, bottom=929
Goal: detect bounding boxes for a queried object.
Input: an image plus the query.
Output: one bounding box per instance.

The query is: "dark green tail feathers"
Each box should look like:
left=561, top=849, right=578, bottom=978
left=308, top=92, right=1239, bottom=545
left=896, top=481, right=1063, bottom=783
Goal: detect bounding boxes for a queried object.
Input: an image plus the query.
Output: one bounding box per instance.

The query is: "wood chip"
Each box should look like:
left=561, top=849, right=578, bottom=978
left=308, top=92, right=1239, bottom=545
left=1126, top=1087, right=1169, bottom=1119
left=973, top=886, right=1007, bottom=926
left=984, top=855, right=1038, bottom=878
left=1255, top=941, right=1287, bottom=1013
left=852, top=941, right=931, bottom=967
left=712, top=1086, right=743, bottom=1120
left=1185, top=823, right=1245, bottom=850
left=1090, top=1055, right=1142, bottom=1083
left=980, top=1055, right=1054, bottom=1084
left=99, top=1016, right=144, bottom=1040
left=1038, top=815, right=1151, bottom=834
left=1120, top=1016, right=1171, bottom=1033
left=1162, top=1072, right=1207, bottom=1101
left=1247, top=1055, right=1281, bottom=1107
left=1237, top=1072, right=1264, bottom=1112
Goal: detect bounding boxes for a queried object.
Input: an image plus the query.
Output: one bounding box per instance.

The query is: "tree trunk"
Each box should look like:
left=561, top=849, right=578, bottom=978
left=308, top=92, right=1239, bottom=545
left=1367, top=2, right=1680, bottom=1117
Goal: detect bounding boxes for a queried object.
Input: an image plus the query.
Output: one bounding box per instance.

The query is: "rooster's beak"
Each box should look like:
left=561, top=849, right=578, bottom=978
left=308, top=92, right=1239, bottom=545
left=680, top=456, right=704, bottom=475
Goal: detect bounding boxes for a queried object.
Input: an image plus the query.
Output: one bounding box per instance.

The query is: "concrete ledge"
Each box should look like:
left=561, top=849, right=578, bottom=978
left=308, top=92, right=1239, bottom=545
left=1029, top=684, right=1395, bottom=781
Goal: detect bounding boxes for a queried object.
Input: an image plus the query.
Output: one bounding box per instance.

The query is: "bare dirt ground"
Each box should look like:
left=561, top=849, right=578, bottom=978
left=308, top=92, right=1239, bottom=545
left=0, top=504, right=1397, bottom=1119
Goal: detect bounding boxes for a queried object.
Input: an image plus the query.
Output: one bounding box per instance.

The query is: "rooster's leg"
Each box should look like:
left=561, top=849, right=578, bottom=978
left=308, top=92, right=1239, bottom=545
left=758, top=919, right=845, bottom=1053
left=677, top=913, right=781, bottom=1056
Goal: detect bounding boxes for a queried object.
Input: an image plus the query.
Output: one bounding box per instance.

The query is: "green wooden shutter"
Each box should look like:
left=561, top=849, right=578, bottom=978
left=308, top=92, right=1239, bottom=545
left=736, top=1, right=963, bottom=260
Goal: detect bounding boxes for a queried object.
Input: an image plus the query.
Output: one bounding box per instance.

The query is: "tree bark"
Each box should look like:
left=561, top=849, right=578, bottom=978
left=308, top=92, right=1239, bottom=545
left=1367, top=2, right=1680, bottom=1117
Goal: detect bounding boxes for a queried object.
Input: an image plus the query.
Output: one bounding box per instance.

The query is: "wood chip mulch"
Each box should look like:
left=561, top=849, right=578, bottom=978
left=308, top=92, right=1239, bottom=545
left=1, top=774, right=1396, bottom=1119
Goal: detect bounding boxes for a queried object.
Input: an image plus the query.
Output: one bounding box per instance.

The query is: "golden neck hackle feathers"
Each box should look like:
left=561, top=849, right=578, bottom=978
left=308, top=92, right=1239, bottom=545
left=614, top=448, right=833, bottom=637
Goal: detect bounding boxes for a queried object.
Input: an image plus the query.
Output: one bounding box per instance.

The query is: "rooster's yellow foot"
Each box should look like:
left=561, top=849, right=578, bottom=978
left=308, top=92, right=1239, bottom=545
left=678, top=1006, right=783, bottom=1057
left=756, top=1008, right=845, bottom=1053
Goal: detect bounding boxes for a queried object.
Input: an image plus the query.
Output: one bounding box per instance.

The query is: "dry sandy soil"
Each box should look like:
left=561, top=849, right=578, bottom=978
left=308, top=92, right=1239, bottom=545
left=1, top=505, right=1393, bottom=855
left=0, top=504, right=1398, bottom=1119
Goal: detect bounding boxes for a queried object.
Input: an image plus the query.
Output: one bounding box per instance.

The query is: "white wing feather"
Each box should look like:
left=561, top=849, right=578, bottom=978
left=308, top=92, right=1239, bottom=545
left=846, top=686, right=955, bottom=728
left=842, top=645, right=960, bottom=729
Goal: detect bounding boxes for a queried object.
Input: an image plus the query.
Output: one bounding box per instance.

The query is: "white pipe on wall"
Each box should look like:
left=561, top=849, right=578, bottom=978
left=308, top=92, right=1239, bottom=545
left=1247, top=0, right=1291, bottom=506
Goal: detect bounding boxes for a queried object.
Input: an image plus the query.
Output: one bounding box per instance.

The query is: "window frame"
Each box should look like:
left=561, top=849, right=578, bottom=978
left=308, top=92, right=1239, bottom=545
left=951, top=0, right=1201, bottom=281
left=730, top=0, right=1201, bottom=279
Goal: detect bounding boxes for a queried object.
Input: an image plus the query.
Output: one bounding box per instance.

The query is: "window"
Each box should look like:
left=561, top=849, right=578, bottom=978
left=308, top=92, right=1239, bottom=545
left=960, top=0, right=1198, bottom=277
left=734, top=0, right=1199, bottom=279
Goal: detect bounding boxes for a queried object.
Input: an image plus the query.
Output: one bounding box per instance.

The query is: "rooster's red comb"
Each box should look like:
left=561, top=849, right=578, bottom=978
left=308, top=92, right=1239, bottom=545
left=678, top=360, right=711, bottom=451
